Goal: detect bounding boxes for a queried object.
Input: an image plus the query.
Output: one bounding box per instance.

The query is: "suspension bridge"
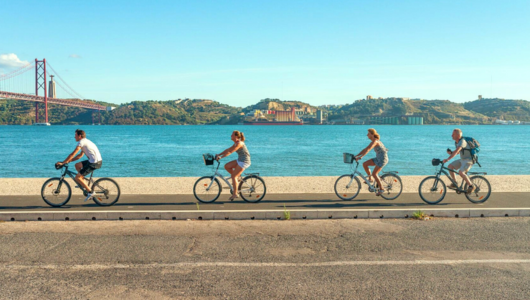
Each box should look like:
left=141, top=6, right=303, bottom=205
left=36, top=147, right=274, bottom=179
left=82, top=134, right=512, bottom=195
left=0, top=58, right=111, bottom=125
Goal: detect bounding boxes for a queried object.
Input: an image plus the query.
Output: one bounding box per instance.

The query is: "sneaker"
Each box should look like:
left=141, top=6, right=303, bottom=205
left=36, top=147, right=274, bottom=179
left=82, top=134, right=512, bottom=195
left=448, top=183, right=457, bottom=190
left=466, top=186, right=475, bottom=194
left=84, top=192, right=94, bottom=202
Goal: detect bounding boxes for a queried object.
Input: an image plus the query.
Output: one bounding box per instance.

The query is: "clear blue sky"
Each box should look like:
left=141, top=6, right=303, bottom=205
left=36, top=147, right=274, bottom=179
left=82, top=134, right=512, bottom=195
left=1, top=0, right=529, bottom=106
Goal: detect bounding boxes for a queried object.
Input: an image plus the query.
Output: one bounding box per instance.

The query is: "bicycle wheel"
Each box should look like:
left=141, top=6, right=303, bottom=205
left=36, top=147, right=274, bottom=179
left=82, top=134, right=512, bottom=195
left=379, top=174, right=403, bottom=200
left=91, top=178, right=121, bottom=206
left=193, top=176, right=221, bottom=203
left=239, top=175, right=266, bottom=203
left=418, top=176, right=446, bottom=205
left=334, top=175, right=361, bottom=200
left=41, top=178, right=72, bottom=207
left=465, top=175, right=491, bottom=203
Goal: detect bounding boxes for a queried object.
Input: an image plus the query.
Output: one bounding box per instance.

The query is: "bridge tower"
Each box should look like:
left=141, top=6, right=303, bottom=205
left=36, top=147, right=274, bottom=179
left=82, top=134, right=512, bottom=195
left=35, top=58, right=48, bottom=124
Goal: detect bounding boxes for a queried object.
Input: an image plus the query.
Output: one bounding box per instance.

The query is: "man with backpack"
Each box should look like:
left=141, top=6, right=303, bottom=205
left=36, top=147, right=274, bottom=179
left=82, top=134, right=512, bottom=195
left=443, top=128, right=478, bottom=194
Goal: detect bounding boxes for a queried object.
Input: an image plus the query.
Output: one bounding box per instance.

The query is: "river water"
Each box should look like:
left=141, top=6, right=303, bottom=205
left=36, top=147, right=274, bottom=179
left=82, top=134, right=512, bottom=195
left=0, top=125, right=527, bottom=177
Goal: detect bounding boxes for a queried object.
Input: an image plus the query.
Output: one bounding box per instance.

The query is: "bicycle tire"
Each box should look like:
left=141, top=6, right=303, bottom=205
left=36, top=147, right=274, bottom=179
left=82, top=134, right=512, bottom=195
left=418, top=176, right=446, bottom=205
left=334, top=175, right=361, bottom=200
left=380, top=173, right=403, bottom=200
left=465, top=175, right=492, bottom=203
left=41, top=177, right=72, bottom=207
left=194, top=176, right=221, bottom=203
left=91, top=178, right=121, bottom=206
left=239, top=175, right=266, bottom=203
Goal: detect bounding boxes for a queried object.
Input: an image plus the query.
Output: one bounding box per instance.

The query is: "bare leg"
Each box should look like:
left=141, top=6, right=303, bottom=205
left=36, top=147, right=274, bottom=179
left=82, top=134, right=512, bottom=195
left=224, top=160, right=237, bottom=176
left=459, top=170, right=472, bottom=186
left=231, top=165, right=245, bottom=198
left=363, top=159, right=375, bottom=182
left=448, top=163, right=457, bottom=183
left=372, top=165, right=383, bottom=193
left=224, top=160, right=242, bottom=198
left=75, top=162, right=91, bottom=193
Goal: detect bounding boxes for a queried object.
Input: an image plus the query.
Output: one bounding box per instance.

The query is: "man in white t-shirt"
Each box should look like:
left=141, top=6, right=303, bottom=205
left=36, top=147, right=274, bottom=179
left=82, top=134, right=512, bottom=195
left=443, top=128, right=474, bottom=193
left=57, top=129, right=103, bottom=201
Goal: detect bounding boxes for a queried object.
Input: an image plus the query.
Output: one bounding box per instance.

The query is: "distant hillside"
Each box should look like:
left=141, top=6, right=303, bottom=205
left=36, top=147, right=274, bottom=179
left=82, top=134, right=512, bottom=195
left=243, top=98, right=318, bottom=113
left=327, top=98, right=492, bottom=124
left=101, top=99, right=242, bottom=125
left=0, top=98, right=241, bottom=125
left=0, top=99, right=116, bottom=125
left=464, top=98, right=530, bottom=121
left=1, top=97, right=529, bottom=125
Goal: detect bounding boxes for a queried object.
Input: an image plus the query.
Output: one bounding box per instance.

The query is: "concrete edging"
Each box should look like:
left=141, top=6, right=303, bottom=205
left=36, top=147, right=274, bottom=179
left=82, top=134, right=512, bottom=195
left=0, top=208, right=527, bottom=222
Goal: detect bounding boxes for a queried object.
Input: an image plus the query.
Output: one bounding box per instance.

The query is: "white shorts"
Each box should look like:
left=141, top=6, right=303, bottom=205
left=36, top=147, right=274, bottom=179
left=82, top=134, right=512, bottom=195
left=237, top=160, right=251, bottom=169
left=450, top=159, right=473, bottom=173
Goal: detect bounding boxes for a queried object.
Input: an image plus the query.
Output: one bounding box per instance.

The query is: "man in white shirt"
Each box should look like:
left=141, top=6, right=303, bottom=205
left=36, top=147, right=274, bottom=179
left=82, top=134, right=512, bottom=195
left=57, top=129, right=103, bottom=201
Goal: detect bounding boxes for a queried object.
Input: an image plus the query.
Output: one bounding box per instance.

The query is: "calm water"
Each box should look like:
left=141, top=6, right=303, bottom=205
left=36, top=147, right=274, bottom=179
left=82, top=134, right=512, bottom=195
left=0, top=125, right=528, bottom=178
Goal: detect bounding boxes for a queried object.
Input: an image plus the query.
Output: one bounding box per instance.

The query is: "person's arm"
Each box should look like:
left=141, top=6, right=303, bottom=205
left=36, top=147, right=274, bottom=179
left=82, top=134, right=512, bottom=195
left=443, top=146, right=462, bottom=163
left=216, top=142, right=242, bottom=160
left=355, top=140, right=378, bottom=160
left=60, top=146, right=82, bottom=164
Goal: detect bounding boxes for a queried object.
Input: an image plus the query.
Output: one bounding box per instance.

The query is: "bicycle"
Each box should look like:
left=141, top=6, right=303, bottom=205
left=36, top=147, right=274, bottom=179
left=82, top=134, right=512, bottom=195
left=418, top=158, right=491, bottom=205
left=41, top=163, right=121, bottom=207
left=193, top=154, right=267, bottom=203
left=335, top=153, right=403, bottom=200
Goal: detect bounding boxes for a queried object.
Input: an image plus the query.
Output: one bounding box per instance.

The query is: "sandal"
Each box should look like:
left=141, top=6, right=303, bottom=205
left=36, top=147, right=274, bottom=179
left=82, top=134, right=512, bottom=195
left=376, top=189, right=385, bottom=196
left=229, top=195, right=239, bottom=201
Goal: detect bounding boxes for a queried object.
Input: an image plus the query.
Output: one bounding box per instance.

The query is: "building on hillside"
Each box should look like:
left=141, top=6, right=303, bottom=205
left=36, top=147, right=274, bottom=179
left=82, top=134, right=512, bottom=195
left=316, top=110, right=323, bottom=124
left=366, top=95, right=373, bottom=100
left=478, top=95, right=483, bottom=100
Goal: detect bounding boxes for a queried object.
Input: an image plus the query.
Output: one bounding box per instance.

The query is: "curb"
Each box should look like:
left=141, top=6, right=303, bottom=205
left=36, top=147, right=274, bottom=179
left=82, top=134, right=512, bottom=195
left=0, top=208, right=529, bottom=221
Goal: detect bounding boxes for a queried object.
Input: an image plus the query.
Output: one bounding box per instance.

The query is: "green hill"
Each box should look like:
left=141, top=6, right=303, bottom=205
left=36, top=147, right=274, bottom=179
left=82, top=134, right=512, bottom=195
left=0, top=98, right=241, bottom=125
left=464, top=98, right=530, bottom=121
left=1, top=97, right=529, bottom=125
left=327, top=98, right=492, bottom=124
left=243, top=98, right=318, bottom=113
left=102, top=99, right=241, bottom=125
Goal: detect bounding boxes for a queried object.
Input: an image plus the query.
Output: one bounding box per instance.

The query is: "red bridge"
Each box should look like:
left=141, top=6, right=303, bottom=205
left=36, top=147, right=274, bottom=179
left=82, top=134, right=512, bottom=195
left=0, top=58, right=110, bottom=124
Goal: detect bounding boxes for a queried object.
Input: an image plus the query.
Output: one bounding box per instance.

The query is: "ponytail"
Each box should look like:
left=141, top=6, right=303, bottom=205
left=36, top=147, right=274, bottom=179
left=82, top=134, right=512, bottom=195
left=233, top=130, right=245, bottom=141
left=368, top=128, right=380, bottom=140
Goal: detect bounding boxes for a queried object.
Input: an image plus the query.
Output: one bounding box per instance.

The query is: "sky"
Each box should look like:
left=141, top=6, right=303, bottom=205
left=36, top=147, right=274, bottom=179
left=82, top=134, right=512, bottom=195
left=1, top=0, right=529, bottom=106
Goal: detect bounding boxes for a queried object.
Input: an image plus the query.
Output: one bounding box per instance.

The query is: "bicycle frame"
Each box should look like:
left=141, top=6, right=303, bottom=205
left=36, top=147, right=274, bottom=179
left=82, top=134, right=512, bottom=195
left=345, top=161, right=397, bottom=191
left=433, top=162, right=487, bottom=192
left=205, top=161, right=256, bottom=193
left=58, top=164, right=94, bottom=194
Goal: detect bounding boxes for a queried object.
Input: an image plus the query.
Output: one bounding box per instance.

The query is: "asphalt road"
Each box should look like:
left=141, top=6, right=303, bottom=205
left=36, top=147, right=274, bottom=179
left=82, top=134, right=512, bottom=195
left=1, top=218, right=530, bottom=299
left=0, top=192, right=528, bottom=211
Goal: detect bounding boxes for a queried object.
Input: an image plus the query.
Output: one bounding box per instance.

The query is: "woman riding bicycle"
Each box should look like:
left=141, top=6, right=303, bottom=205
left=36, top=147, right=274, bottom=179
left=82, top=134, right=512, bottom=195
left=355, top=128, right=388, bottom=196
left=215, top=130, right=251, bottom=201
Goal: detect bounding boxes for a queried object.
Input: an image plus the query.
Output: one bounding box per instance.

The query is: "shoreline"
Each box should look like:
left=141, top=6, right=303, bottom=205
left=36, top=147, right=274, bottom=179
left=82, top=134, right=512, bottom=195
left=1, top=175, right=529, bottom=195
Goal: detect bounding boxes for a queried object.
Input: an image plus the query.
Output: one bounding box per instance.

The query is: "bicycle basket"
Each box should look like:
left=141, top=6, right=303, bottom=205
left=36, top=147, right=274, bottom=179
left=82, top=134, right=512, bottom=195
left=432, top=158, right=442, bottom=166
left=343, top=153, right=355, bottom=164
left=203, top=153, right=215, bottom=165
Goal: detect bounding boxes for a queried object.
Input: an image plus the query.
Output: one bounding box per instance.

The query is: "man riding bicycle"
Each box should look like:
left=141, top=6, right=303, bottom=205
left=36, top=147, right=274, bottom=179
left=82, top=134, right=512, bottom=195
left=443, top=128, right=474, bottom=193
left=56, top=129, right=102, bottom=201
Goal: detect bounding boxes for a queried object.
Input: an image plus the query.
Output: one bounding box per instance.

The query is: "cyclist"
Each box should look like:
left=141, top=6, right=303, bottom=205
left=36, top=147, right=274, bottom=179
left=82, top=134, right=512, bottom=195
left=56, top=129, right=102, bottom=201
left=354, top=128, right=388, bottom=196
left=215, top=130, right=251, bottom=201
left=443, top=128, right=474, bottom=193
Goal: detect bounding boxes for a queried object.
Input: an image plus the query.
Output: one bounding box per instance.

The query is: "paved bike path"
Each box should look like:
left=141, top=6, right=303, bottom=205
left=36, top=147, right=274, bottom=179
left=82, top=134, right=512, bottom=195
left=0, top=192, right=528, bottom=211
